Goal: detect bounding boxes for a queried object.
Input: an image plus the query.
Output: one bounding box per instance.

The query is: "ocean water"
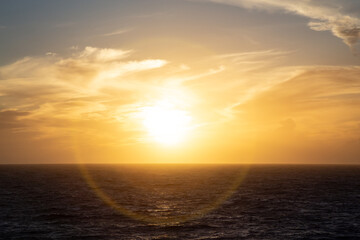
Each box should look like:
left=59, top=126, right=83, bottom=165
left=0, top=164, right=359, bottom=239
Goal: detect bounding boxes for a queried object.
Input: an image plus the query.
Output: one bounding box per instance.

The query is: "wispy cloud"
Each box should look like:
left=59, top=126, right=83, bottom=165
left=1, top=45, right=360, bottom=163
left=236, top=66, right=360, bottom=133
left=0, top=47, right=287, bottom=146
left=101, top=28, right=131, bottom=37
left=0, top=46, right=168, bottom=121
left=199, top=0, right=360, bottom=50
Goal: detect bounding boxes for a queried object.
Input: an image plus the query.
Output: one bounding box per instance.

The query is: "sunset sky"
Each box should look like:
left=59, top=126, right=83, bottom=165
left=1, top=0, right=360, bottom=164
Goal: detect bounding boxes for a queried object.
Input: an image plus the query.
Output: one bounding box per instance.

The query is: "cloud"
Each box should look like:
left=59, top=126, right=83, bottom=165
left=101, top=28, right=131, bottom=37
left=1, top=45, right=360, bottom=163
left=227, top=66, right=360, bottom=164
left=237, top=66, right=360, bottom=139
left=0, top=46, right=172, bottom=163
left=0, top=46, right=293, bottom=162
left=199, top=0, right=360, bottom=50
left=75, top=46, right=131, bottom=62
left=0, top=46, right=168, bottom=133
left=215, top=49, right=291, bottom=62
left=0, top=110, right=29, bottom=129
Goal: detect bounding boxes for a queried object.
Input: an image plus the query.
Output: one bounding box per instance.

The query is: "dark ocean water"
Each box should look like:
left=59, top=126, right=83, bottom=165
left=0, top=164, right=359, bottom=239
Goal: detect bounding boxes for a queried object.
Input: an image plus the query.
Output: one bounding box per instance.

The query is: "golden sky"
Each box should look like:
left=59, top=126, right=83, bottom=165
left=0, top=0, right=360, bottom=164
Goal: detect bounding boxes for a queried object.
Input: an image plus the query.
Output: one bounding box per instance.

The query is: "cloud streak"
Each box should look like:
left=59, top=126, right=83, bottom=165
left=1, top=45, right=360, bottom=163
left=201, top=0, right=360, bottom=50
left=0, top=46, right=168, bottom=132
left=101, top=28, right=131, bottom=37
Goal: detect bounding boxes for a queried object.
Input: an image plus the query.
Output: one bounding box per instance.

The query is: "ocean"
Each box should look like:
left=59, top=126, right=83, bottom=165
left=0, top=164, right=359, bottom=239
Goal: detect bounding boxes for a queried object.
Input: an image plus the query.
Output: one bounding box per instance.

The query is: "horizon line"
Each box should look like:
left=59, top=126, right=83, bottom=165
left=1, top=163, right=360, bottom=166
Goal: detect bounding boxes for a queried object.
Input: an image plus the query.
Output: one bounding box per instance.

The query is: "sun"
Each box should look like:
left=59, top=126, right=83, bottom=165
left=141, top=101, right=192, bottom=146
